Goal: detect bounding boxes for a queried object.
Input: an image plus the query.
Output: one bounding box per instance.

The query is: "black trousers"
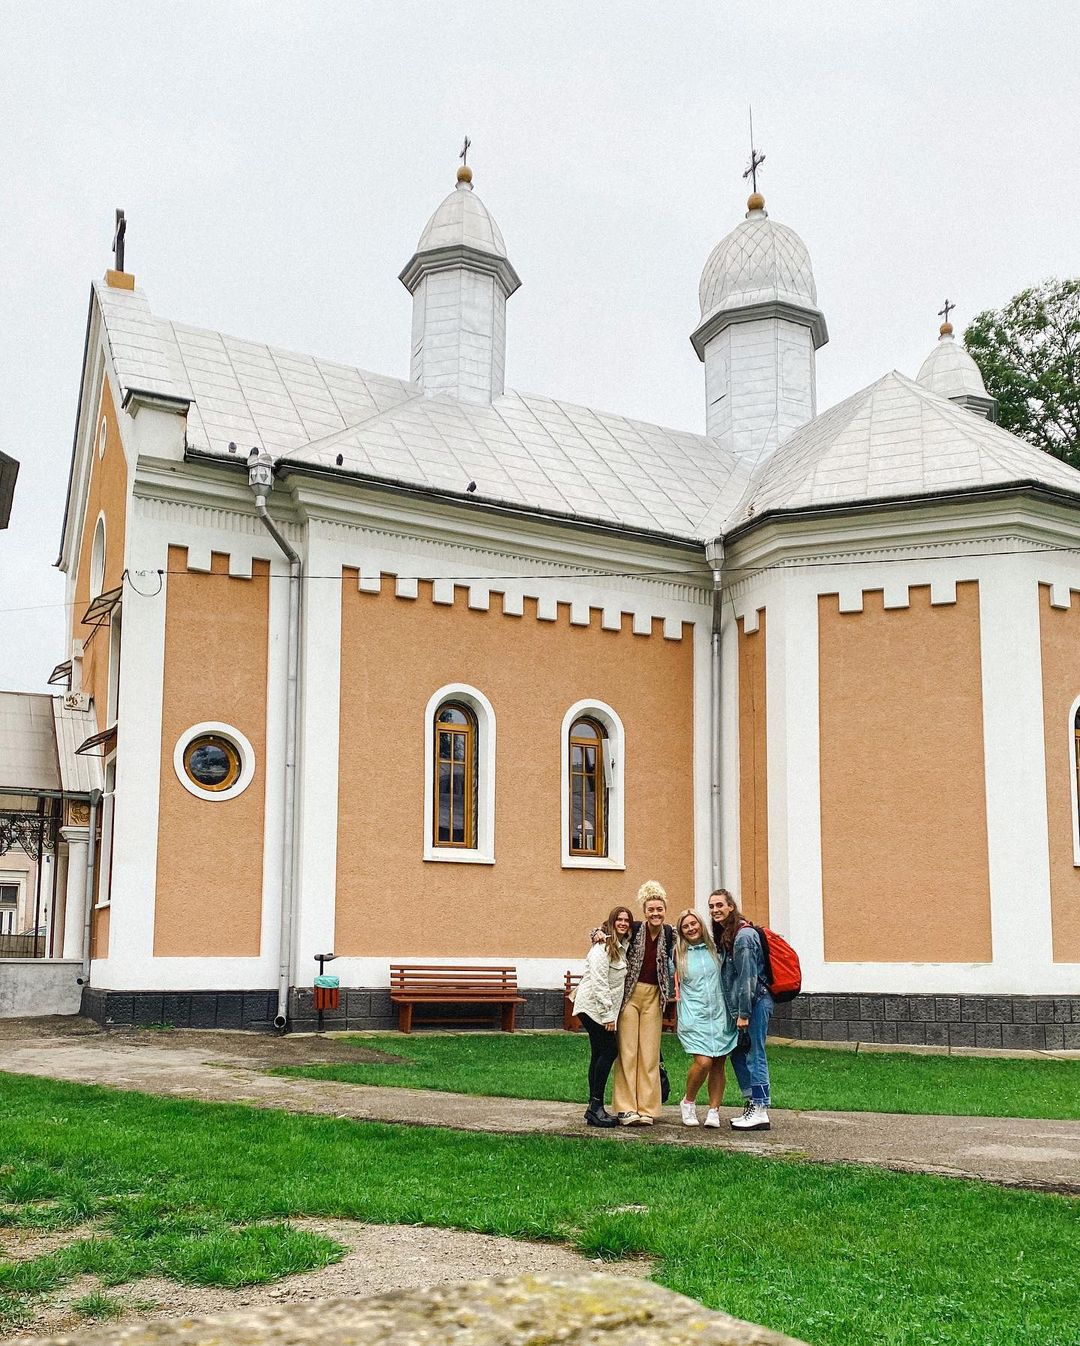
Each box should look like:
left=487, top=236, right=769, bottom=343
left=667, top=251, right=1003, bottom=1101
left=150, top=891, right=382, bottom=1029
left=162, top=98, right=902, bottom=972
left=579, top=1012, right=619, bottom=1101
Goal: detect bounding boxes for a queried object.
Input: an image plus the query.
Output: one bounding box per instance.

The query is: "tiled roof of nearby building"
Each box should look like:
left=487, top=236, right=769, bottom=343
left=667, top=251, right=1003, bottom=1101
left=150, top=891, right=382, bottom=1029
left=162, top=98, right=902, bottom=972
left=733, top=370, right=1080, bottom=524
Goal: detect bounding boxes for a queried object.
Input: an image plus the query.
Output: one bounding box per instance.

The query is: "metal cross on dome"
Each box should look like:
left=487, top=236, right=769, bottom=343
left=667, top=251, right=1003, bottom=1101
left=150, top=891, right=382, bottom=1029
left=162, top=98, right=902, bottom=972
left=112, top=209, right=126, bottom=272
left=742, top=108, right=765, bottom=194
left=459, top=136, right=471, bottom=167
left=938, top=299, right=956, bottom=325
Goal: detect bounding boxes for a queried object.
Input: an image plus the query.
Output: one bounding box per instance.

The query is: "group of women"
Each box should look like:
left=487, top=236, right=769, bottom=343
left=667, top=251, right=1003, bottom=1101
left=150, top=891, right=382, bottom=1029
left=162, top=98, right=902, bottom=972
left=571, top=880, right=774, bottom=1132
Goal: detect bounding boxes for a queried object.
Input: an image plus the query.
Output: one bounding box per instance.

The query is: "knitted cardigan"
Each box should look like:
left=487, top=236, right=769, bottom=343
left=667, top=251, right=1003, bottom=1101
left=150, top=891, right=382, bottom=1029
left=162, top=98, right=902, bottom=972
left=622, top=920, right=676, bottom=1011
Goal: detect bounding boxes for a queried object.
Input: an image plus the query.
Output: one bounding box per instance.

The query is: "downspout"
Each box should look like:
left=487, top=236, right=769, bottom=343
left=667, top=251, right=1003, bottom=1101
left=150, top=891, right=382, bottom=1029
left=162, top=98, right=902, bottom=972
left=705, top=539, right=724, bottom=891
left=80, top=788, right=102, bottom=983
left=248, top=450, right=301, bottom=1031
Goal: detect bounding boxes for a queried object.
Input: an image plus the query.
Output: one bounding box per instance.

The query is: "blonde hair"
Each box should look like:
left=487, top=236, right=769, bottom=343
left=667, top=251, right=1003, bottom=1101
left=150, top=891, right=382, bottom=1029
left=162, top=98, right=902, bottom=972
left=674, top=907, right=720, bottom=978
left=637, top=879, right=667, bottom=909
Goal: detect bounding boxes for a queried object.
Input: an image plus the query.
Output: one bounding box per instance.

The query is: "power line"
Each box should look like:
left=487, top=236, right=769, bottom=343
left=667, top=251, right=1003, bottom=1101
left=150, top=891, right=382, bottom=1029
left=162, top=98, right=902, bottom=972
left=1, top=539, right=1078, bottom=617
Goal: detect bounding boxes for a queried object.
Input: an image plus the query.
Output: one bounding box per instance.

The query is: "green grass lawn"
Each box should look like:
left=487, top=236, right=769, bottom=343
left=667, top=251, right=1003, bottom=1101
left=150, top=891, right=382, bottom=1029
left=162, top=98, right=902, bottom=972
left=273, top=1032, right=1080, bottom=1120
left=1, top=1074, right=1078, bottom=1346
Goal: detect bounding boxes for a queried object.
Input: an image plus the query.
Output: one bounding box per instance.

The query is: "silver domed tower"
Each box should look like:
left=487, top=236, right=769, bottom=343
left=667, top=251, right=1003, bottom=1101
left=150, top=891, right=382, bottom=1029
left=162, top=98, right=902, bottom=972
left=400, top=161, right=521, bottom=405
left=691, top=190, right=828, bottom=463
left=916, top=313, right=997, bottom=420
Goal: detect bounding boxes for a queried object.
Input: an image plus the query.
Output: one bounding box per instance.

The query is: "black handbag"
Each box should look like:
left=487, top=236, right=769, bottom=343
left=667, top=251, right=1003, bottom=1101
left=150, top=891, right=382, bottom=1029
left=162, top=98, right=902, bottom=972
left=659, top=1053, right=671, bottom=1104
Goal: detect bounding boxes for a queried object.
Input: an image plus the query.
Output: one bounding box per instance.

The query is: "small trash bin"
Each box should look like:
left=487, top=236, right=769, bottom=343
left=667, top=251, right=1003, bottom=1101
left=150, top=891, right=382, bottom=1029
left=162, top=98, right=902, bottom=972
left=313, top=973, right=340, bottom=1012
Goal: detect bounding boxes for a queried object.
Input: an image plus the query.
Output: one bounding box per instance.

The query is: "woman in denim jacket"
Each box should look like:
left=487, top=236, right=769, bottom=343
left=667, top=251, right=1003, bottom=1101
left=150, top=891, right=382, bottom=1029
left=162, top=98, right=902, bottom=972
left=709, top=888, right=773, bottom=1131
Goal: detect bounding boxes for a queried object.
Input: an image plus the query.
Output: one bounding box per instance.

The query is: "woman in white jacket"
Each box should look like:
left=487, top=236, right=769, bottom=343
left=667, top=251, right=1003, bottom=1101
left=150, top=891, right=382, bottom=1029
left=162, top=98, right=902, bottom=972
left=573, top=905, right=633, bottom=1127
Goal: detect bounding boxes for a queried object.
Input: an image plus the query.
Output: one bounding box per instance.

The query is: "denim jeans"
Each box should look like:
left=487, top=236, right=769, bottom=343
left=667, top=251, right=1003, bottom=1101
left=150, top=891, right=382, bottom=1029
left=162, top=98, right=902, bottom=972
left=730, top=991, right=773, bottom=1106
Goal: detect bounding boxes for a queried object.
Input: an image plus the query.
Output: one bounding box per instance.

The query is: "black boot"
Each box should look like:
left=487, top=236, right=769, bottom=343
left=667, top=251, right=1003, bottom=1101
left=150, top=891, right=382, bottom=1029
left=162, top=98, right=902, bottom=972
left=584, top=1097, right=618, bottom=1128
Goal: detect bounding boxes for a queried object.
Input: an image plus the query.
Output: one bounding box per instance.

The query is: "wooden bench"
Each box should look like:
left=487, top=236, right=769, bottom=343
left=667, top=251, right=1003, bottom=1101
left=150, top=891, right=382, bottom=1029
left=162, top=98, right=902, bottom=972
left=389, top=964, right=526, bottom=1034
left=564, top=970, right=677, bottom=1032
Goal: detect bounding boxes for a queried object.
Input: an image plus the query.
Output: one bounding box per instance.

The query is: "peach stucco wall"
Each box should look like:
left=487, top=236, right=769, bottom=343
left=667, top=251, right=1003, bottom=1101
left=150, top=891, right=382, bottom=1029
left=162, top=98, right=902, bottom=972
left=818, top=583, right=993, bottom=963
left=1037, top=585, right=1080, bottom=962
left=152, top=548, right=270, bottom=957
left=70, top=376, right=128, bottom=959
left=737, top=614, right=769, bottom=924
left=71, top=377, right=128, bottom=736
left=335, top=577, right=697, bottom=959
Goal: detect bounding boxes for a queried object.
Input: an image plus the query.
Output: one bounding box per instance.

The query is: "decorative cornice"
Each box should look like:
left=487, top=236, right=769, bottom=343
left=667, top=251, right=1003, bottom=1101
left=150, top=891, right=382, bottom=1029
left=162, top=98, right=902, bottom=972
left=398, top=243, right=522, bottom=298
left=690, top=298, right=829, bottom=358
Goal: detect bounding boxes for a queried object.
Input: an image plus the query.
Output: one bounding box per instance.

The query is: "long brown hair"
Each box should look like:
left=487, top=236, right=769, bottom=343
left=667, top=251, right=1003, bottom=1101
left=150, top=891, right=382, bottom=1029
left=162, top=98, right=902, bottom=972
left=603, top=906, right=633, bottom=961
left=711, top=888, right=744, bottom=953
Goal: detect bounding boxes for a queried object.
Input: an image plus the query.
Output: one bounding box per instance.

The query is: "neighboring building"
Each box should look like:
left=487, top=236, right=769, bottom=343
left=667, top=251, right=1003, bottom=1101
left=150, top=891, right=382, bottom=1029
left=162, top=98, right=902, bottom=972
left=39, top=166, right=1080, bottom=1044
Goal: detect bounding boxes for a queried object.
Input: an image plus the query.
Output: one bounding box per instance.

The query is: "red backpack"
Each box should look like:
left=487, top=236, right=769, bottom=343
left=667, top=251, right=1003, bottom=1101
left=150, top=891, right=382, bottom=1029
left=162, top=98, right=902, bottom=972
left=741, top=921, right=802, bottom=1003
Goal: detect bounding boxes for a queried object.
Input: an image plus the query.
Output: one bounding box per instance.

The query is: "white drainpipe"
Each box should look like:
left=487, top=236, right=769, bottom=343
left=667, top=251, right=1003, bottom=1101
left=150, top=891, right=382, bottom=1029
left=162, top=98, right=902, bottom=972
left=248, top=450, right=301, bottom=1031
left=705, top=539, right=724, bottom=890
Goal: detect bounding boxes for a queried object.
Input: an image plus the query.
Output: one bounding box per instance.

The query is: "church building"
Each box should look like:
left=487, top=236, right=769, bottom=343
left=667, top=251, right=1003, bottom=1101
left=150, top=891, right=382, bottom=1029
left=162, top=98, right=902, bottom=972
left=46, top=162, right=1080, bottom=1045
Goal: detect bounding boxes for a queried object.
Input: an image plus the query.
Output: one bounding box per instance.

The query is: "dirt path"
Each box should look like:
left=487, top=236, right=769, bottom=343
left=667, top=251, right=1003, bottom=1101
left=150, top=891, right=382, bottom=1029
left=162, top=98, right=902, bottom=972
left=2, top=1020, right=1079, bottom=1190
left=2, top=1219, right=649, bottom=1342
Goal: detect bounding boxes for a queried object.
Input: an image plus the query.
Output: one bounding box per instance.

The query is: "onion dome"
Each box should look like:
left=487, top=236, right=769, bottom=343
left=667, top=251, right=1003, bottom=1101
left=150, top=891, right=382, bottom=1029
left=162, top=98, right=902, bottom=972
left=691, top=193, right=827, bottom=357
left=916, top=322, right=997, bottom=418
left=400, top=166, right=520, bottom=298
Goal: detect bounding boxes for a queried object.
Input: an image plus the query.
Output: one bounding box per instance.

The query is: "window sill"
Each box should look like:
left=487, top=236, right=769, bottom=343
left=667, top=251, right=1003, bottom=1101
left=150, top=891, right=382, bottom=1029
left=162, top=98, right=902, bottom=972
left=94, top=900, right=111, bottom=910
left=562, top=856, right=626, bottom=871
left=423, top=850, right=496, bottom=866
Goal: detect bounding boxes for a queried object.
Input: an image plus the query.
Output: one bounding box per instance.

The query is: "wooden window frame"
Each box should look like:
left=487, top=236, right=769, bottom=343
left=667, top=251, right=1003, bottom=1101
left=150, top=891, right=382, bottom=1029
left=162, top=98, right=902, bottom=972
left=433, top=702, right=477, bottom=849
left=568, top=716, right=607, bottom=858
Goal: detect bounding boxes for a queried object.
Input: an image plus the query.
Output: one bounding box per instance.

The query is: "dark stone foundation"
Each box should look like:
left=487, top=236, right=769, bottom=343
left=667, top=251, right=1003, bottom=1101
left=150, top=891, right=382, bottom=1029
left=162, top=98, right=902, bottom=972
left=79, top=986, right=1080, bottom=1048
left=770, top=993, right=1080, bottom=1051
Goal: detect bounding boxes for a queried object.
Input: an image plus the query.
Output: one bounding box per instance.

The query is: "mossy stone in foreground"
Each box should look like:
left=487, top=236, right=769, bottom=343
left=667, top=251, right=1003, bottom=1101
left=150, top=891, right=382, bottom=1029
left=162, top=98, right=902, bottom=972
left=21, top=1273, right=808, bottom=1346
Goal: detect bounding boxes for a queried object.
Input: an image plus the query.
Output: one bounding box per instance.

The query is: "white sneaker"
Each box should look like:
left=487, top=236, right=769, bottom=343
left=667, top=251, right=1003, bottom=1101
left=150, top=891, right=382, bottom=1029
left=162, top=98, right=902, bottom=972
left=680, top=1099, right=699, bottom=1127
left=635, top=1113, right=655, bottom=1125
left=703, top=1108, right=721, bottom=1128
left=617, top=1111, right=639, bottom=1126
left=730, top=1102, right=770, bottom=1131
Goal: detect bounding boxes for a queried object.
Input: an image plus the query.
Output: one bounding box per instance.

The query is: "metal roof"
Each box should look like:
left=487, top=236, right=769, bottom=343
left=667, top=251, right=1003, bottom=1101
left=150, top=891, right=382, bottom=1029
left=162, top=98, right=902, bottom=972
left=94, top=281, right=750, bottom=542
left=53, top=699, right=105, bottom=794
left=732, top=370, right=1080, bottom=524
left=94, top=282, right=1080, bottom=544
left=0, top=692, right=103, bottom=796
left=0, top=692, right=60, bottom=792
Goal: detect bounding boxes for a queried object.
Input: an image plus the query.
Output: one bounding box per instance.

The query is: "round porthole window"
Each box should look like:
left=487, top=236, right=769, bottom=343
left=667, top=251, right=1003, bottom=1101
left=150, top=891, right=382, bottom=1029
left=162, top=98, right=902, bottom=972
left=173, top=723, right=255, bottom=802
left=183, top=735, right=241, bottom=791
left=97, top=416, right=107, bottom=460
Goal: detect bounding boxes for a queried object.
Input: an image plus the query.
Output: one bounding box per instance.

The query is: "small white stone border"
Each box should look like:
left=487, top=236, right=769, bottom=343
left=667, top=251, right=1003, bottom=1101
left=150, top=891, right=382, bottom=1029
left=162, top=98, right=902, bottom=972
left=173, top=721, right=256, bottom=802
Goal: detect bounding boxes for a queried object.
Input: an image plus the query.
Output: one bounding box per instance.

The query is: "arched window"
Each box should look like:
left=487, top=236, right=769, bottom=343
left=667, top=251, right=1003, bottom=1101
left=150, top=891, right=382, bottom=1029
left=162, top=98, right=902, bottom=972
left=1073, top=702, right=1080, bottom=864
left=561, top=700, right=625, bottom=870
left=89, top=516, right=106, bottom=599
left=569, top=717, right=607, bottom=857
left=433, top=701, right=477, bottom=849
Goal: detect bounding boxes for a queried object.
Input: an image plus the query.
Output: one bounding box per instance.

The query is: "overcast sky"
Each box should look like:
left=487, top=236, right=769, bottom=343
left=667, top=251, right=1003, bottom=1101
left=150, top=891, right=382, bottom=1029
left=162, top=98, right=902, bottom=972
left=1, top=2, right=1077, bottom=692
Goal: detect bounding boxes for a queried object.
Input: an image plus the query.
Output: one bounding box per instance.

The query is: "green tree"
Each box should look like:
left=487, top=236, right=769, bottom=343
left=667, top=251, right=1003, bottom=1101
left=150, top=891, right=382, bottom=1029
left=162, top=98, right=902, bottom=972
left=965, top=277, right=1080, bottom=468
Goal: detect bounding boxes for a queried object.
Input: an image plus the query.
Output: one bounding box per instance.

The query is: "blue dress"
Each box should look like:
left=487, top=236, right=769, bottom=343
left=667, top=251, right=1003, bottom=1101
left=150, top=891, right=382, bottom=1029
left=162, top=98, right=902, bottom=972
left=676, top=943, right=738, bottom=1058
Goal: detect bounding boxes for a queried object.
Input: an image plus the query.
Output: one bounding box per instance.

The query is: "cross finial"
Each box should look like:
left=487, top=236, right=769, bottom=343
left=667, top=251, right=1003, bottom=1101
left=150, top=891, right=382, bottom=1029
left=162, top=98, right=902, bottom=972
left=938, top=298, right=955, bottom=325
left=742, top=107, right=765, bottom=195
left=112, top=208, right=127, bottom=272
left=459, top=136, right=471, bottom=168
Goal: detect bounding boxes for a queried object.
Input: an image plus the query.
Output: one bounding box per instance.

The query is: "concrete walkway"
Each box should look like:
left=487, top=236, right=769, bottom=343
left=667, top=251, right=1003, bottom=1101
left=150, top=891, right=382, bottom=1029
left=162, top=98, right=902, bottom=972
left=2, top=1027, right=1079, bottom=1193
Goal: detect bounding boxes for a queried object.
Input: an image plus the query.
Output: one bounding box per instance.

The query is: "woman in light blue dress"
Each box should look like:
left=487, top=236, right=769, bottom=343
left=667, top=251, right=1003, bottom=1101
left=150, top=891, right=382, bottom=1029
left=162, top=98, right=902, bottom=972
left=672, top=908, right=737, bottom=1127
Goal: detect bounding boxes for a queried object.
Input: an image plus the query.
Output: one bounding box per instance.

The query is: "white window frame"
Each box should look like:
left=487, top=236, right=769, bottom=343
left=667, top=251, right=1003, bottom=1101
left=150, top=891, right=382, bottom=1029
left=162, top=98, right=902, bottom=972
left=0, top=872, right=26, bottom=935
left=173, top=722, right=257, bottom=803
left=1069, top=693, right=1080, bottom=866
left=561, top=699, right=625, bottom=870
left=423, top=684, right=496, bottom=865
